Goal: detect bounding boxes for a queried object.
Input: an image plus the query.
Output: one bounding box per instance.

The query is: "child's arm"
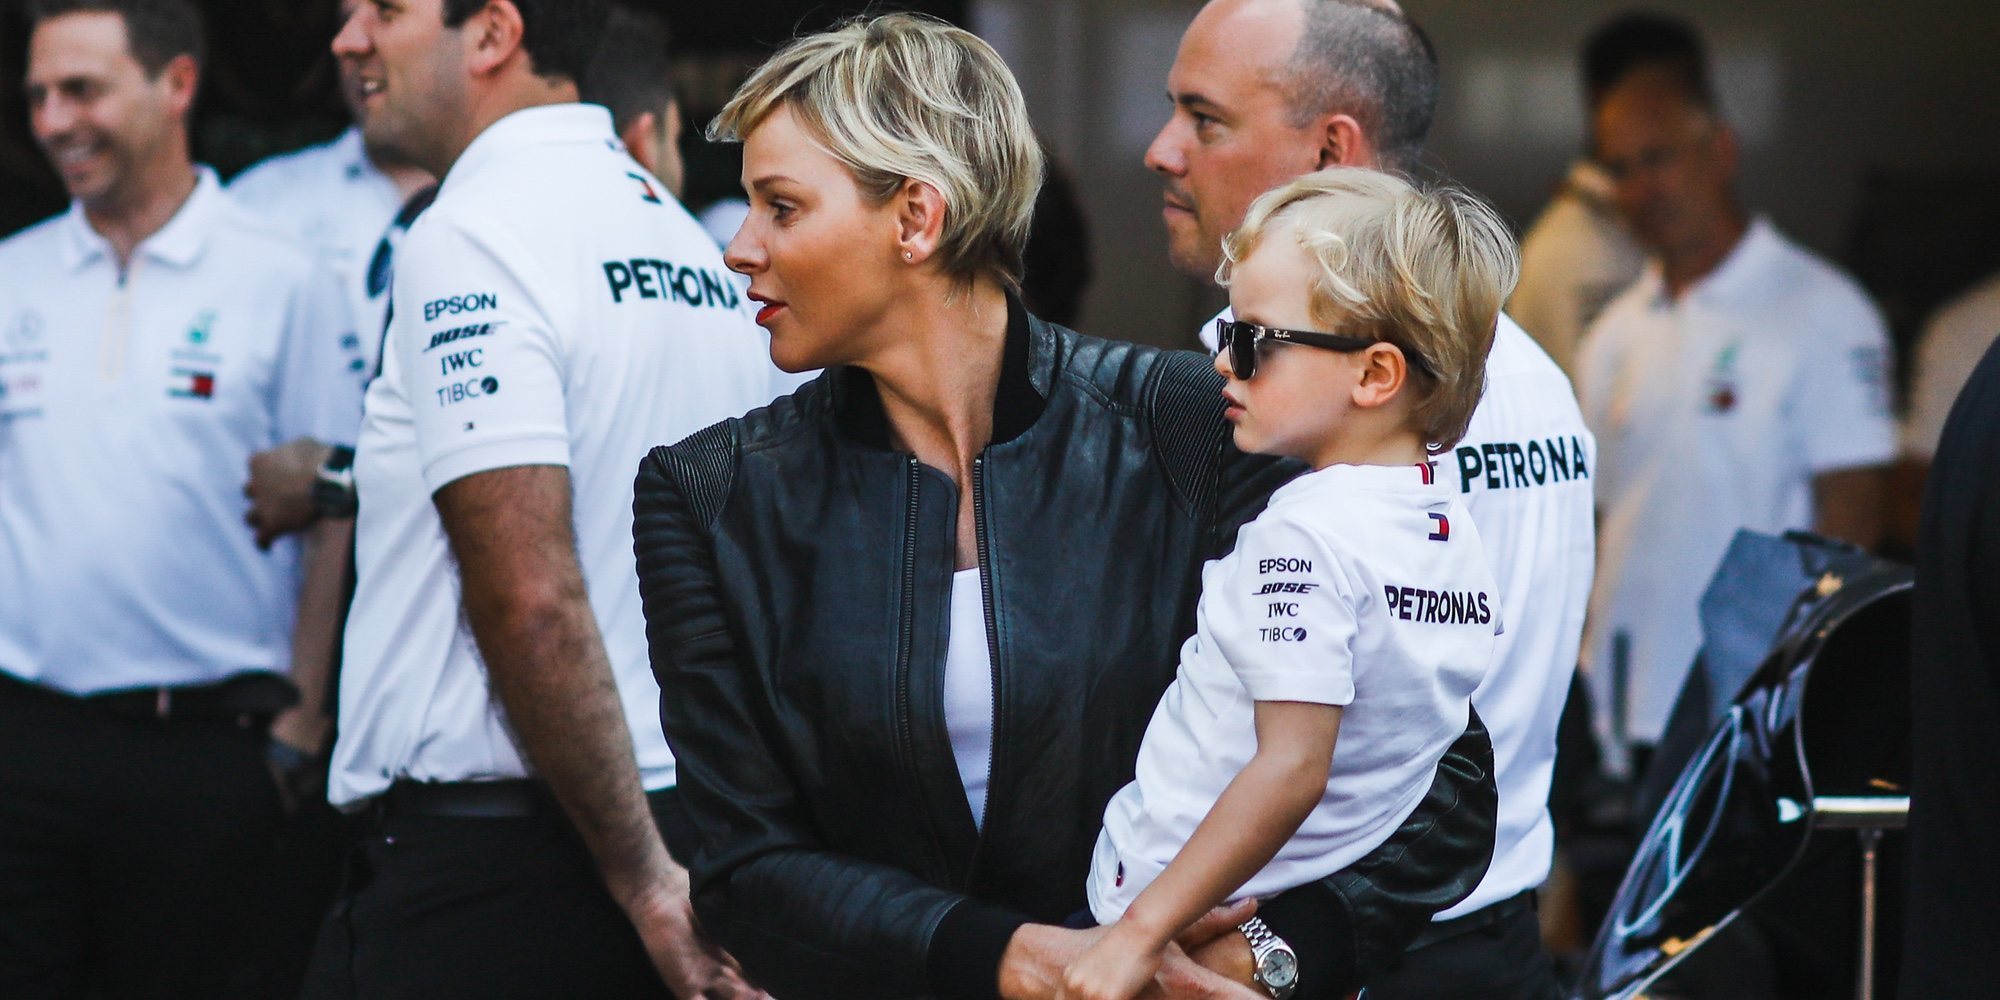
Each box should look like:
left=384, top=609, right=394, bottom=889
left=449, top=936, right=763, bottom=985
left=1057, top=700, right=1342, bottom=1000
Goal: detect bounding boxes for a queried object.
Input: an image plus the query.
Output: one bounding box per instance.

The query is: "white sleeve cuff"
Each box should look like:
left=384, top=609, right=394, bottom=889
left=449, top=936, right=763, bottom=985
left=421, top=434, right=571, bottom=493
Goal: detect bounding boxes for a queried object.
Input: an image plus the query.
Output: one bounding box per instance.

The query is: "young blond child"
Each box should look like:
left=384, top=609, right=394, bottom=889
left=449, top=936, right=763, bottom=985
left=1059, top=168, right=1520, bottom=1000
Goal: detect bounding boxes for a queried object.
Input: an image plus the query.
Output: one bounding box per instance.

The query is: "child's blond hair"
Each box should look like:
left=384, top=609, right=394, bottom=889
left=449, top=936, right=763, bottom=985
left=1218, top=168, right=1520, bottom=449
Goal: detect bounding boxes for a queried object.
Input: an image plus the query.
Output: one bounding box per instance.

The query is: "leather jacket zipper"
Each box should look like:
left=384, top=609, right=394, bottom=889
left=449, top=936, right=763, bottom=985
left=964, top=454, right=1001, bottom=889
left=897, top=456, right=952, bottom=879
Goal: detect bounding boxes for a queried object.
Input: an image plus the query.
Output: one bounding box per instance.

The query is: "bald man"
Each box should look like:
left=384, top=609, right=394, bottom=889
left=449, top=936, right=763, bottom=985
left=1148, top=2, right=1597, bottom=997
left=1575, top=61, right=1894, bottom=778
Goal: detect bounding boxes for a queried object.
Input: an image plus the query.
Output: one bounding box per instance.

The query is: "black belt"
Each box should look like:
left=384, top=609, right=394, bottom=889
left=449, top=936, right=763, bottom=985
left=1408, top=890, right=1537, bottom=951
left=375, top=780, right=681, bottom=823
left=0, top=669, right=296, bottom=723
left=379, top=779, right=555, bottom=820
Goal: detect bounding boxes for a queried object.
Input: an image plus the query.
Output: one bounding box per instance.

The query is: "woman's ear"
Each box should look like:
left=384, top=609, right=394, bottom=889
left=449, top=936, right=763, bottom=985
left=894, top=178, right=948, bottom=265
left=1351, top=342, right=1409, bottom=410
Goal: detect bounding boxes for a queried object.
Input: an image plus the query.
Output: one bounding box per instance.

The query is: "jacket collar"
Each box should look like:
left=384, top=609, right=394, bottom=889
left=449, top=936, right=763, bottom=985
left=832, top=294, right=1055, bottom=450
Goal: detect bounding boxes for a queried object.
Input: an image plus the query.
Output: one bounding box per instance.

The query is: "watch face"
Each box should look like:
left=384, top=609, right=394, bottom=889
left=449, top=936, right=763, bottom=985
left=1261, top=949, right=1298, bottom=988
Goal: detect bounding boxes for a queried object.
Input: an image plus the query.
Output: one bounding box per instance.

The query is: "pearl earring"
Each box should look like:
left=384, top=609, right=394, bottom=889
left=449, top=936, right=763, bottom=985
left=904, top=250, right=914, bottom=261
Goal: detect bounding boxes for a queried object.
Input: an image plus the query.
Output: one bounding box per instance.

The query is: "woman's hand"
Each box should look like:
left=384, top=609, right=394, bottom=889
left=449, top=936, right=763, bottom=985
left=1057, top=924, right=1165, bottom=1000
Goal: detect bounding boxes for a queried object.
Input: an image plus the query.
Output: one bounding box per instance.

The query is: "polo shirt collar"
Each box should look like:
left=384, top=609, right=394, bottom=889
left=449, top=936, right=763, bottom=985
left=441, top=103, right=614, bottom=194
left=333, top=126, right=375, bottom=181
left=1646, top=215, right=1778, bottom=311
left=58, top=165, right=225, bottom=273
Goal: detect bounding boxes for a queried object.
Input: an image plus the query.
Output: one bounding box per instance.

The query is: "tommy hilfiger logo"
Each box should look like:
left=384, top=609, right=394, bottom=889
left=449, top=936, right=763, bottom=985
left=168, top=368, right=215, bottom=399
left=1428, top=512, right=1450, bottom=541
left=628, top=171, right=662, bottom=205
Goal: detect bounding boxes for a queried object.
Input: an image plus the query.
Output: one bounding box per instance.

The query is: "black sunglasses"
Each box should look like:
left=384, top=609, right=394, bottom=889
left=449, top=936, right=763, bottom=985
left=1214, top=318, right=1433, bottom=381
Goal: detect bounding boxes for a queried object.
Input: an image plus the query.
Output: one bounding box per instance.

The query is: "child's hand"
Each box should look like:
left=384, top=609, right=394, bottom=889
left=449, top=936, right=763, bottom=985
left=1057, top=928, right=1166, bottom=1000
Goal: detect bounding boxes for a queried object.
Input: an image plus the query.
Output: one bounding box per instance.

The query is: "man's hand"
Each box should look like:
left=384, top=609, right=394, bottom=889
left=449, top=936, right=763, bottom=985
left=264, top=707, right=329, bottom=816
left=999, top=901, right=1263, bottom=1000
left=1179, top=904, right=1256, bottom=985
left=245, top=436, right=334, bottom=548
left=624, top=876, right=767, bottom=1000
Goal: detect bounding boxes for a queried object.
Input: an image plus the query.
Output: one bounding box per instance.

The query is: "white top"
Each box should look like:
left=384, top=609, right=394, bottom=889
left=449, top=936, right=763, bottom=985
left=1903, top=271, right=2000, bottom=460
left=1576, top=218, right=1895, bottom=747
left=1088, top=463, right=1498, bottom=922
left=327, top=105, right=776, bottom=806
left=1508, top=161, right=1646, bottom=377
left=229, top=127, right=406, bottom=375
left=944, top=568, right=994, bottom=831
left=1200, top=311, right=1596, bottom=919
left=0, top=169, right=361, bottom=693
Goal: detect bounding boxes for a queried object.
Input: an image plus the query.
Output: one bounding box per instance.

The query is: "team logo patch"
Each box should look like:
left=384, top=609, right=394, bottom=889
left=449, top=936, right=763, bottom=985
left=1705, top=342, right=1739, bottom=413
left=1428, top=512, right=1450, bottom=541
left=3, top=309, right=44, bottom=347
left=186, top=310, right=215, bottom=346
left=168, top=368, right=216, bottom=399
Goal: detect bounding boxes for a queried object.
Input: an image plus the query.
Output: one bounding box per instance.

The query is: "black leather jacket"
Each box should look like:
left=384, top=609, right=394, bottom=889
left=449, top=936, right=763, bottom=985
left=634, top=301, right=1495, bottom=1000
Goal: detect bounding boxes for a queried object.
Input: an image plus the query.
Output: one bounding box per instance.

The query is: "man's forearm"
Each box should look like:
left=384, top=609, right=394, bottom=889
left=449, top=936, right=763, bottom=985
left=276, top=516, right=353, bottom=749
left=437, top=467, right=673, bottom=909
left=474, top=586, right=674, bottom=901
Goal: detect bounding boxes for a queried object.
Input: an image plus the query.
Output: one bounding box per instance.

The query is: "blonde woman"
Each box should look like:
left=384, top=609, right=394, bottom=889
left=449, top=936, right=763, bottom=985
left=634, top=15, right=1497, bottom=1000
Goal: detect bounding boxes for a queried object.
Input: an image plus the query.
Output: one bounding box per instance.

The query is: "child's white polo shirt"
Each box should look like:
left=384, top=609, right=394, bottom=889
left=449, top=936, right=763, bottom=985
left=1088, top=462, right=1498, bottom=921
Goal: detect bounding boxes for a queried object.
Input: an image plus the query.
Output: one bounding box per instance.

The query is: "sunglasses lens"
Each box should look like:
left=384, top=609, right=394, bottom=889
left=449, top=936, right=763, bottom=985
left=1229, top=324, right=1257, bottom=379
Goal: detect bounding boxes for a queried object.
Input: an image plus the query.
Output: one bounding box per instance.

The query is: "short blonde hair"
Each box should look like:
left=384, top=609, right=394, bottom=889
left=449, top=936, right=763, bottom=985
left=1218, top=168, right=1519, bottom=449
left=708, top=14, right=1045, bottom=290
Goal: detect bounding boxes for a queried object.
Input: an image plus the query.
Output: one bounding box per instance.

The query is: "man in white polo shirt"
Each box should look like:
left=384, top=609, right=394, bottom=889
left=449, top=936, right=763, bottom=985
left=1154, top=2, right=1595, bottom=996
left=1577, top=57, right=1894, bottom=775
left=302, top=2, right=769, bottom=998
left=0, top=1, right=359, bottom=995
left=228, top=0, right=433, bottom=373
left=230, top=0, right=436, bottom=553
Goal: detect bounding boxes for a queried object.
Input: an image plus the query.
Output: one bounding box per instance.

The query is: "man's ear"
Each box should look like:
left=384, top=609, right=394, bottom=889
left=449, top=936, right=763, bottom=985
left=465, top=0, right=527, bottom=77
left=1711, top=121, right=1742, bottom=184
left=159, top=53, right=199, bottom=118
left=893, top=177, right=948, bottom=265
left=1316, top=114, right=1376, bottom=170
left=620, top=110, right=660, bottom=175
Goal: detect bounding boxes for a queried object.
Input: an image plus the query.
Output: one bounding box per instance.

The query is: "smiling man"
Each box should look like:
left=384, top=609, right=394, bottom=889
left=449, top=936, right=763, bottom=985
left=301, top=1, right=773, bottom=998
left=0, top=1, right=359, bottom=995
left=1147, top=2, right=1595, bottom=997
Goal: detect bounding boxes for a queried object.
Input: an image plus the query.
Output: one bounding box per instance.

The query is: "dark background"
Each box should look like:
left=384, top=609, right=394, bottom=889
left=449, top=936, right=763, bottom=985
left=5, top=0, right=1998, bottom=382
left=0, top=0, right=965, bottom=235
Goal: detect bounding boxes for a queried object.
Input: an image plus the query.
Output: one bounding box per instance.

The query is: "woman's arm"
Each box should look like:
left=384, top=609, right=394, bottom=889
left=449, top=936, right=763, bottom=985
left=1059, top=703, right=1341, bottom=1000
left=635, top=444, right=1021, bottom=1000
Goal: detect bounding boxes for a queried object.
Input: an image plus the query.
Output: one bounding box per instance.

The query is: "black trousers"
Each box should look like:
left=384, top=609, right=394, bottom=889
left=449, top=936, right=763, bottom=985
left=0, top=674, right=283, bottom=999
left=1361, top=896, right=1559, bottom=1000
left=298, top=789, right=676, bottom=999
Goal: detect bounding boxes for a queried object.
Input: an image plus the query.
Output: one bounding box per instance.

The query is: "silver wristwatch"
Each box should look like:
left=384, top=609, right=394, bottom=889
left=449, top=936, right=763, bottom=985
left=1238, top=915, right=1299, bottom=999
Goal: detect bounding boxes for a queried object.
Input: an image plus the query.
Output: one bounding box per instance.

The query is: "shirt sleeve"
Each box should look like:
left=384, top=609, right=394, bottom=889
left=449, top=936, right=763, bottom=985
left=271, top=258, right=364, bottom=445
left=1792, top=295, right=1897, bottom=474
left=1207, top=517, right=1359, bottom=706
left=389, top=214, right=571, bottom=492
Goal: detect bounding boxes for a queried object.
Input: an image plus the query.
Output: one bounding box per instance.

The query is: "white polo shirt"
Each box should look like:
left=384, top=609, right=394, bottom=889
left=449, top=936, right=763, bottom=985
left=0, top=169, right=361, bottom=694
left=1903, top=271, right=2000, bottom=461
left=1201, top=310, right=1596, bottom=919
left=229, top=127, right=405, bottom=376
left=1089, top=463, right=1498, bottom=922
left=1576, top=218, right=1894, bottom=749
left=327, top=105, right=774, bottom=807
